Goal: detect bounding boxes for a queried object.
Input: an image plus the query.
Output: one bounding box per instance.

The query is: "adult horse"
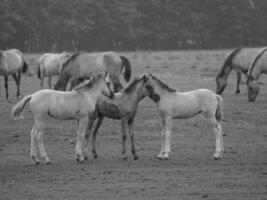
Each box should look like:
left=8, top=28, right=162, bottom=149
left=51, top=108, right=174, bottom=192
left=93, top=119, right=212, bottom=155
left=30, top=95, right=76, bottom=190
left=0, top=49, right=28, bottom=100
left=247, top=47, right=267, bottom=102
left=12, top=71, right=114, bottom=164
left=145, top=74, right=224, bottom=160
left=85, top=75, right=149, bottom=160
left=216, top=47, right=264, bottom=95
left=55, top=51, right=132, bottom=92
left=37, top=52, right=71, bottom=88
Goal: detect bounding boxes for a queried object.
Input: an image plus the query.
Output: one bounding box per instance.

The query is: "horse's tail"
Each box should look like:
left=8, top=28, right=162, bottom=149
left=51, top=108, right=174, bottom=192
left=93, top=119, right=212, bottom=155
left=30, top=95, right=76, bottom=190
left=11, top=94, right=32, bottom=119
left=22, top=60, right=29, bottom=73
left=120, top=56, right=131, bottom=82
left=215, top=94, right=223, bottom=121
left=37, top=61, right=41, bottom=79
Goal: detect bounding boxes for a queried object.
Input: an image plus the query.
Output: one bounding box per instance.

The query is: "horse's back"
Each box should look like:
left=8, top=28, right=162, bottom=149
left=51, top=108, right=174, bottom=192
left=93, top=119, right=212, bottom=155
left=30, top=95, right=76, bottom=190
left=232, top=48, right=262, bottom=72
left=76, top=52, right=122, bottom=76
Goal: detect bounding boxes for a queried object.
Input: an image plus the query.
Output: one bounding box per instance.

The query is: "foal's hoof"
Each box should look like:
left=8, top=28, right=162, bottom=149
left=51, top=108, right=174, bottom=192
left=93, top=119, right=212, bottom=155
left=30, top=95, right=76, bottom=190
left=122, top=156, right=128, bottom=161
left=133, top=155, right=139, bottom=160
left=34, top=161, right=40, bottom=165
left=45, top=161, right=51, bottom=165
left=93, top=154, right=98, bottom=160
left=76, top=155, right=85, bottom=163
left=213, top=153, right=222, bottom=160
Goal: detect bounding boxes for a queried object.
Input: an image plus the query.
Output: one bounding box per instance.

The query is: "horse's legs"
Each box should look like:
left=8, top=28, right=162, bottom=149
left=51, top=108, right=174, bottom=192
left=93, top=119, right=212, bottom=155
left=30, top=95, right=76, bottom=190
left=91, top=115, right=104, bottom=159
left=35, top=120, right=50, bottom=164
left=121, top=118, right=128, bottom=160
left=235, top=71, right=241, bottom=94
left=4, top=76, right=9, bottom=100
left=40, top=75, right=44, bottom=88
left=12, top=72, right=21, bottom=99
left=75, top=117, right=88, bottom=163
left=47, top=76, right=52, bottom=89
left=163, top=116, right=172, bottom=159
left=209, top=117, right=223, bottom=160
left=158, top=117, right=167, bottom=159
left=30, top=121, right=40, bottom=164
left=128, top=117, right=138, bottom=160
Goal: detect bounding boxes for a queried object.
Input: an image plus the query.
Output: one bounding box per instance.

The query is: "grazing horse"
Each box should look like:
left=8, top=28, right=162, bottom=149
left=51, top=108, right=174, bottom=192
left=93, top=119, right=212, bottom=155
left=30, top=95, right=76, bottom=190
left=0, top=49, right=28, bottom=100
left=86, top=75, right=149, bottom=160
left=247, top=47, right=267, bottom=102
left=54, top=51, right=132, bottom=92
left=37, top=52, right=71, bottom=88
left=216, top=47, right=264, bottom=95
left=145, top=74, right=224, bottom=160
left=11, top=72, right=114, bottom=165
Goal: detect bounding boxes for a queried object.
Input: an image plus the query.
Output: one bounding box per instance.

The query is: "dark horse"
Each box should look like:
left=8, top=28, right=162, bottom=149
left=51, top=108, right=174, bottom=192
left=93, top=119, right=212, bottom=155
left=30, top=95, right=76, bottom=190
left=84, top=75, right=149, bottom=160
left=55, top=51, right=131, bottom=92
left=0, top=49, right=28, bottom=100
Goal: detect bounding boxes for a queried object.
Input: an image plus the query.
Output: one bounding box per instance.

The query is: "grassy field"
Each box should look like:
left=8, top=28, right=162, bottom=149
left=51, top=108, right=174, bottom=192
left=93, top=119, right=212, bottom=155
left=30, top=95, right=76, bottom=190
left=0, top=50, right=266, bottom=200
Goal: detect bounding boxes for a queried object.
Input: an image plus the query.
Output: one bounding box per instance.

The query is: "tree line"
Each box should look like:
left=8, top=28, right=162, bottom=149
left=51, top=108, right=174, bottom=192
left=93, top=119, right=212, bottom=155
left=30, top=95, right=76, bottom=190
left=0, top=0, right=266, bottom=52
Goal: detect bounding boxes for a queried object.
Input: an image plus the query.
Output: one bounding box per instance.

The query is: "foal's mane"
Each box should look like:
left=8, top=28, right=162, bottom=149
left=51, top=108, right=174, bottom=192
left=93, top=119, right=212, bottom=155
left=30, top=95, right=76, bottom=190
left=247, top=47, right=267, bottom=80
left=150, top=74, right=176, bottom=92
left=61, top=52, right=81, bottom=70
left=122, top=76, right=145, bottom=94
left=216, top=47, right=242, bottom=79
left=72, top=73, right=103, bottom=91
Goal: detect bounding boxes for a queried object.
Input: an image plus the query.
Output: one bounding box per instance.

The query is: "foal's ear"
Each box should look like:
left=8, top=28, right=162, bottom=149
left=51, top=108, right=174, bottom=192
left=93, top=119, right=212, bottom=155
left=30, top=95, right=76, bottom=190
left=142, top=74, right=148, bottom=81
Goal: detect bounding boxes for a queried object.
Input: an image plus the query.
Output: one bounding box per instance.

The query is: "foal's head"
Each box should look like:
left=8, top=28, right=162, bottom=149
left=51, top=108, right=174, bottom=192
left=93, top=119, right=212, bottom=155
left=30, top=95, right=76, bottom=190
left=144, top=74, right=176, bottom=102
left=73, top=71, right=114, bottom=99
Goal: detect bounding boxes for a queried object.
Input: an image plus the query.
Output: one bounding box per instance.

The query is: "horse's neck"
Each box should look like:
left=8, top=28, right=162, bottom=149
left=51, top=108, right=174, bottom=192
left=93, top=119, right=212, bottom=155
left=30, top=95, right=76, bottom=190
left=250, top=60, right=266, bottom=81
left=219, top=64, right=233, bottom=80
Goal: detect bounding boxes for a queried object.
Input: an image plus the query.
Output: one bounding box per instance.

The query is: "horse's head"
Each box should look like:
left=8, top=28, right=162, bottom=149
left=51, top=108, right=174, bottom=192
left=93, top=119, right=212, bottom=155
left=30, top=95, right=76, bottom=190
left=102, top=71, right=115, bottom=99
left=144, top=74, right=161, bottom=102
left=247, top=77, right=260, bottom=102
left=215, top=74, right=227, bottom=95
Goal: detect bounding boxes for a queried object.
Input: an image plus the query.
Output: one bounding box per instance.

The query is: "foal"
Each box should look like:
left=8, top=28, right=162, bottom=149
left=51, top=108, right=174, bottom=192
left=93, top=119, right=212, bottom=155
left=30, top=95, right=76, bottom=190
left=12, top=72, right=114, bottom=164
left=85, top=75, right=149, bottom=160
left=145, top=74, right=224, bottom=160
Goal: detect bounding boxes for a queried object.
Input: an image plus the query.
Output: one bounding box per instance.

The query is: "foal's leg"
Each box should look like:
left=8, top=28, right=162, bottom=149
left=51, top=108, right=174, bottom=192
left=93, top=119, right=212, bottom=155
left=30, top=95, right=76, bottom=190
left=36, top=120, right=50, bottom=164
left=91, top=115, right=104, bottom=159
left=128, top=117, right=138, bottom=160
left=30, top=121, right=40, bottom=164
left=158, top=117, right=166, bottom=159
left=121, top=118, right=129, bottom=160
left=235, top=71, right=241, bottom=94
left=209, top=117, right=223, bottom=160
left=82, top=115, right=97, bottom=160
left=4, top=76, right=9, bottom=100
left=163, top=116, right=172, bottom=159
left=75, top=117, right=88, bottom=163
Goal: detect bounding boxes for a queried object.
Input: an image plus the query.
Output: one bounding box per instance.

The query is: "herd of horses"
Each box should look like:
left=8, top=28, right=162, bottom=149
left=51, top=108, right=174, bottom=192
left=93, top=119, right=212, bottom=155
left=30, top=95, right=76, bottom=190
left=0, top=47, right=265, bottom=165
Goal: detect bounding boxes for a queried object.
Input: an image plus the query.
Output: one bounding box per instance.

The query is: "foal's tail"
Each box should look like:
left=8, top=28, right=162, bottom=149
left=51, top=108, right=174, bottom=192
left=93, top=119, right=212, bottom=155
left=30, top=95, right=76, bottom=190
left=215, top=94, right=223, bottom=121
left=120, top=56, right=132, bottom=82
left=11, top=95, right=32, bottom=119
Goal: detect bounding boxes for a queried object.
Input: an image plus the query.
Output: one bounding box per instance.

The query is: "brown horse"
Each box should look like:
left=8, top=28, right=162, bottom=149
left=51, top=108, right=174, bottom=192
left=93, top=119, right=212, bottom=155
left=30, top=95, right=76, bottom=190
left=55, top=51, right=131, bottom=92
left=216, top=47, right=264, bottom=95
left=0, top=49, right=28, bottom=100
left=85, top=75, right=149, bottom=160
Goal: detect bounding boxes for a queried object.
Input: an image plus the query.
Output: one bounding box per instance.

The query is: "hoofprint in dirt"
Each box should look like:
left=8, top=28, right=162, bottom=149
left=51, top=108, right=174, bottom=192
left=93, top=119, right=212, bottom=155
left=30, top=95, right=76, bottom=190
left=0, top=50, right=266, bottom=200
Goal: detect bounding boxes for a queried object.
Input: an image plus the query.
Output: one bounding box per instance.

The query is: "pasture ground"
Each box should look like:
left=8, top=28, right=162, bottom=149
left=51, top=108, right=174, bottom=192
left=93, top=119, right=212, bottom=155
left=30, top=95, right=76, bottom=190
left=0, top=50, right=266, bottom=200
